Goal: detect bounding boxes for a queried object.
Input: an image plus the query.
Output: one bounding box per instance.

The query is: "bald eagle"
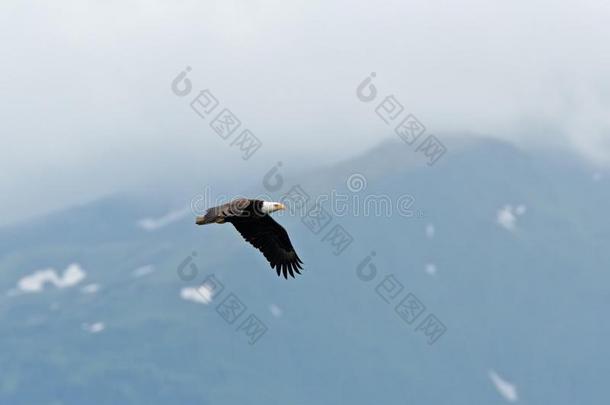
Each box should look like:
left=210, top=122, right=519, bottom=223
left=195, top=198, right=304, bottom=278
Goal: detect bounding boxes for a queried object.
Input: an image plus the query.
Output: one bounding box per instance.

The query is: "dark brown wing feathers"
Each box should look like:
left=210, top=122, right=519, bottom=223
left=197, top=199, right=303, bottom=278
left=229, top=215, right=303, bottom=278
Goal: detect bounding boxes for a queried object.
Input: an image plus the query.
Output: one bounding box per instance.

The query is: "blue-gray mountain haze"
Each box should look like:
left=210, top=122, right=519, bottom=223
left=1, top=138, right=607, bottom=404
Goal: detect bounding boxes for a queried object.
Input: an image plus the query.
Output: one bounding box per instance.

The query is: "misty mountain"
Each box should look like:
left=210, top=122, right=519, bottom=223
left=0, top=137, right=608, bottom=404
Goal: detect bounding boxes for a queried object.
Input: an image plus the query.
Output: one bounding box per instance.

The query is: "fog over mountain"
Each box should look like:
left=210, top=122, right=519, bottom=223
left=2, top=0, right=610, bottom=225
left=1, top=2, right=608, bottom=402
left=0, top=138, right=608, bottom=404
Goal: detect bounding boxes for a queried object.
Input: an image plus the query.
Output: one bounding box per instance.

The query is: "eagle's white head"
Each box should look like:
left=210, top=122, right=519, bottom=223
left=261, top=201, right=286, bottom=214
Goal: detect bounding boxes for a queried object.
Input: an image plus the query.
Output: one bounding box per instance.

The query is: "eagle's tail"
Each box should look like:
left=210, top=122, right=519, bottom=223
left=196, top=206, right=227, bottom=225
left=195, top=215, right=212, bottom=225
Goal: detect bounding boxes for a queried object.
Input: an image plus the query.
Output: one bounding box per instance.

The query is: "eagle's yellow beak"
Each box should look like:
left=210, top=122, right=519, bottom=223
left=276, top=203, right=287, bottom=211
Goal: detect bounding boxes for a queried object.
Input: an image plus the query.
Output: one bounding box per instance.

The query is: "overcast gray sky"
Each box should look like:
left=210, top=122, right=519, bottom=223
left=1, top=0, right=609, bottom=225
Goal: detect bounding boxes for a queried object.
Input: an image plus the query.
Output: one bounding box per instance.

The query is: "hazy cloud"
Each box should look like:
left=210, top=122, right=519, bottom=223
left=2, top=0, right=609, bottom=224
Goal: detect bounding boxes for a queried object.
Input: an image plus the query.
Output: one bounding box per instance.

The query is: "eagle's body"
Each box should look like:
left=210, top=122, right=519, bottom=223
left=196, top=199, right=303, bottom=278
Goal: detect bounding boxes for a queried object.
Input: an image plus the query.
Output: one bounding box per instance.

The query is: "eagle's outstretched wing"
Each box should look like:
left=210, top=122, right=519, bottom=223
left=230, top=215, right=303, bottom=278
